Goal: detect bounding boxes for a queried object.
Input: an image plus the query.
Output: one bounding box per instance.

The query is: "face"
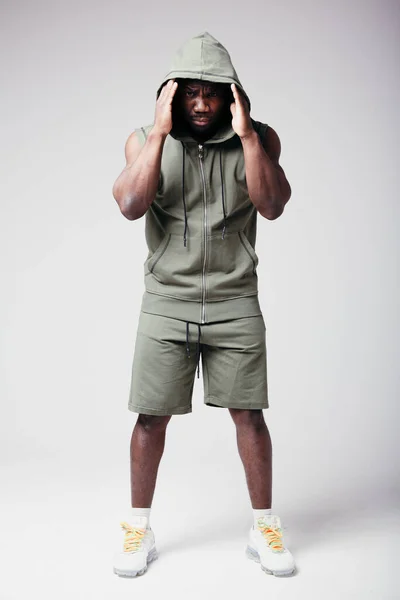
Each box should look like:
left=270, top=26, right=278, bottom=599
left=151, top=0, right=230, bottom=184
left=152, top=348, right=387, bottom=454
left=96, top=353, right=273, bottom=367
left=173, top=79, right=231, bottom=138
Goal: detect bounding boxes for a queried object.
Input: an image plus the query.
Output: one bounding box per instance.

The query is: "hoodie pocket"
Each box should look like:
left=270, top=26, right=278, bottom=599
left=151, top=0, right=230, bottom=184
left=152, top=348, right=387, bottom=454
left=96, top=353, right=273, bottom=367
left=146, top=233, right=171, bottom=274
left=206, top=230, right=259, bottom=300
left=238, top=230, right=259, bottom=274
left=144, top=233, right=203, bottom=300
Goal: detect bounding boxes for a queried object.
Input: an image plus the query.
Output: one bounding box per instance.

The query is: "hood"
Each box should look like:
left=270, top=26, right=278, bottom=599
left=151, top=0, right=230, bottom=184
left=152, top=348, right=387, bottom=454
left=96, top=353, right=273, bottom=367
left=156, top=31, right=251, bottom=143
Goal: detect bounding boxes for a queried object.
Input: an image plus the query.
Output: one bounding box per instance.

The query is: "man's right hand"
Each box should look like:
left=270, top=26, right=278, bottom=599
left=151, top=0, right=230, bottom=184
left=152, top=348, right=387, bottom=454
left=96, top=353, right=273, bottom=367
left=153, top=79, right=178, bottom=137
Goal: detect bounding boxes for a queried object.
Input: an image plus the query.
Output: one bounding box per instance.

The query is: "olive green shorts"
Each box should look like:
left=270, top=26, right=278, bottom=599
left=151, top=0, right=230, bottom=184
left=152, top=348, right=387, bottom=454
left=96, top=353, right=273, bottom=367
left=127, top=311, right=269, bottom=416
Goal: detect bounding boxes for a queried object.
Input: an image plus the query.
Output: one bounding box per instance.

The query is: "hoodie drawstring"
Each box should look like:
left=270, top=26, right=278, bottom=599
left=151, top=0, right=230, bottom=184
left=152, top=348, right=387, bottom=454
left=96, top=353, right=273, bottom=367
left=185, top=321, right=202, bottom=378
left=219, top=147, right=227, bottom=240
left=181, top=142, right=188, bottom=247
left=180, top=142, right=227, bottom=246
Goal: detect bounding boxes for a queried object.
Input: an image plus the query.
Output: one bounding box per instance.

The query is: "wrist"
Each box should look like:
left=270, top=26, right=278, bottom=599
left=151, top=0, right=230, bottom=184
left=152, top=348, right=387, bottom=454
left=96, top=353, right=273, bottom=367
left=149, top=126, right=168, bottom=142
left=239, top=128, right=258, bottom=143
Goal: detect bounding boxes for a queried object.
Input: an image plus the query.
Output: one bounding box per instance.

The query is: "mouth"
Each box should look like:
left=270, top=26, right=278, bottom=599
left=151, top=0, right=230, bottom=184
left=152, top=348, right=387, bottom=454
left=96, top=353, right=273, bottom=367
left=192, top=117, right=211, bottom=125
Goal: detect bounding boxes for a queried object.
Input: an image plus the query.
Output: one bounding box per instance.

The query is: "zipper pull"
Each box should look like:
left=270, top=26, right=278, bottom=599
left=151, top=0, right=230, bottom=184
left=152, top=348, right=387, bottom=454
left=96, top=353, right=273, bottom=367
left=198, top=144, right=204, bottom=159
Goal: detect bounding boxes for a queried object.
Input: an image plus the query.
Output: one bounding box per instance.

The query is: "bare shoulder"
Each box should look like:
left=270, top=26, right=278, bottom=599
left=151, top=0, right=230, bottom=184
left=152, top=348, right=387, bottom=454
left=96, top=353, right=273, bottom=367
left=261, top=125, right=282, bottom=162
left=261, top=124, right=292, bottom=202
left=124, top=131, right=142, bottom=166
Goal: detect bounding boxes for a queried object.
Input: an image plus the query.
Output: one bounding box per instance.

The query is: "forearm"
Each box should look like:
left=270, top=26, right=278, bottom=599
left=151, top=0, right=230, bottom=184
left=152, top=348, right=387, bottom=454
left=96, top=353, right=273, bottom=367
left=241, top=130, right=284, bottom=219
left=113, top=128, right=166, bottom=220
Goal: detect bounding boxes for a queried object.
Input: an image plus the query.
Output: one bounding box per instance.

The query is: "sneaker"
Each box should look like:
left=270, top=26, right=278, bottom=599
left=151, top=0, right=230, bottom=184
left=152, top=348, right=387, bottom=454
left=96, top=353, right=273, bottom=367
left=245, top=514, right=295, bottom=576
left=113, top=516, right=158, bottom=577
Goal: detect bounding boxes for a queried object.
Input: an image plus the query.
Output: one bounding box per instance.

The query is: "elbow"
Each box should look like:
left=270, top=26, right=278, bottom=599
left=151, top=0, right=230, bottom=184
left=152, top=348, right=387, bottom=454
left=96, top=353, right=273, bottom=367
left=119, top=197, right=143, bottom=221
left=112, top=187, right=143, bottom=221
left=120, top=209, right=137, bottom=221
left=258, top=197, right=285, bottom=220
left=263, top=207, right=284, bottom=221
left=260, top=189, right=291, bottom=220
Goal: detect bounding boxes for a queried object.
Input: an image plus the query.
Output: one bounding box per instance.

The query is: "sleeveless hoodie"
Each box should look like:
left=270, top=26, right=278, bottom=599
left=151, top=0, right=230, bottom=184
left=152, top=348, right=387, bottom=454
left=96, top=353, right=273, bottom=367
left=136, top=31, right=269, bottom=330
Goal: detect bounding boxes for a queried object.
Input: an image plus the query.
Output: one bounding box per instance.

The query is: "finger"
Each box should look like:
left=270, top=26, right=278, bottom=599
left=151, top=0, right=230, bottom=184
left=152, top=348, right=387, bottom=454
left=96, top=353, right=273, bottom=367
left=231, top=83, right=239, bottom=98
left=232, top=84, right=244, bottom=106
left=159, top=80, right=176, bottom=102
left=159, top=81, right=170, bottom=99
left=166, top=79, right=177, bottom=92
left=162, top=79, right=175, bottom=93
left=168, top=81, right=178, bottom=102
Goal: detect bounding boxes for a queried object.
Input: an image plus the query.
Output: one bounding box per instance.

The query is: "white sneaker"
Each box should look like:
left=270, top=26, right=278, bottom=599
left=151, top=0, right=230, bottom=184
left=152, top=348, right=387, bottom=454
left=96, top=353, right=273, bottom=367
left=245, top=514, right=295, bottom=576
left=113, top=516, right=158, bottom=577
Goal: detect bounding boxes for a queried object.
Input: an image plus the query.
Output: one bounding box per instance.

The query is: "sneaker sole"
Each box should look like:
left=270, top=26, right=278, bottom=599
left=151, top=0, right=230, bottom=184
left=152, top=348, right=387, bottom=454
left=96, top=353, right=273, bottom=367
left=113, top=546, right=158, bottom=577
left=245, top=545, right=295, bottom=577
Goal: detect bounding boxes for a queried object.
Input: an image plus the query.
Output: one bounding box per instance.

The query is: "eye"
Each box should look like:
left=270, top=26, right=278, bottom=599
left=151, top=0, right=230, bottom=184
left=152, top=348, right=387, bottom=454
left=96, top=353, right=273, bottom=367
left=185, top=91, right=194, bottom=97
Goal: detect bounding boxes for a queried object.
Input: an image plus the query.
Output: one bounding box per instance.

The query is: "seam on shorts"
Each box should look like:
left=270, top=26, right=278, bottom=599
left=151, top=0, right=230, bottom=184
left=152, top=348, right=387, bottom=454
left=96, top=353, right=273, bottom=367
left=202, top=350, right=210, bottom=399
left=204, top=395, right=268, bottom=410
left=128, top=401, right=192, bottom=415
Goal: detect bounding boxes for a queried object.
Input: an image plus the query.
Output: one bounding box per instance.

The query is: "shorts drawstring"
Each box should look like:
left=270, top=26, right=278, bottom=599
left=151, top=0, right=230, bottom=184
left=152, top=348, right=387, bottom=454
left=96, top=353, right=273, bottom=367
left=185, top=321, right=202, bottom=378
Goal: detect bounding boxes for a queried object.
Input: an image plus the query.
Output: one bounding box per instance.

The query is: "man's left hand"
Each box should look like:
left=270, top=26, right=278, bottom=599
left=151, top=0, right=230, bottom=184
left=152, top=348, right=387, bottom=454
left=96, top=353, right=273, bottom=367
left=230, top=83, right=254, bottom=139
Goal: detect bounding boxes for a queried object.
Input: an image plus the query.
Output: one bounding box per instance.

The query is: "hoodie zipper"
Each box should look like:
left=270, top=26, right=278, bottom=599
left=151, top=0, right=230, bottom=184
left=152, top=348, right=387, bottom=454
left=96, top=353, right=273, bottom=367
left=198, top=143, right=207, bottom=324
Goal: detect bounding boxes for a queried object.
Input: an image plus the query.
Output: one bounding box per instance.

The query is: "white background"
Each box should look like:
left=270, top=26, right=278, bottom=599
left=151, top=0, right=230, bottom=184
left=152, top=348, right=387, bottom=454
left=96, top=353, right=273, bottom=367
left=2, top=0, right=399, bottom=598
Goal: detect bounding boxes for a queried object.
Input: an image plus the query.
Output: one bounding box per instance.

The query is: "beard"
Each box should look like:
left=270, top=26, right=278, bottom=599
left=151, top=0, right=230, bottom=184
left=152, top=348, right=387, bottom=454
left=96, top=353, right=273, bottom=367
left=171, top=100, right=232, bottom=138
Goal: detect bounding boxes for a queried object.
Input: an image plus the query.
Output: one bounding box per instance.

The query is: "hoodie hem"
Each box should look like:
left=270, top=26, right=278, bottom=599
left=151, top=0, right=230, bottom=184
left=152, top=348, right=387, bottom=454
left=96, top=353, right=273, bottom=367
left=140, top=290, right=262, bottom=324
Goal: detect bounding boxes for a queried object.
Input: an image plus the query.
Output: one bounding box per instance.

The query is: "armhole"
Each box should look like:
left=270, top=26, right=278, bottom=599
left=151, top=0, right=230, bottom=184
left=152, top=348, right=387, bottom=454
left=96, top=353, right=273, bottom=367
left=134, top=126, right=148, bottom=148
left=134, top=125, right=163, bottom=193
left=253, top=120, right=269, bottom=144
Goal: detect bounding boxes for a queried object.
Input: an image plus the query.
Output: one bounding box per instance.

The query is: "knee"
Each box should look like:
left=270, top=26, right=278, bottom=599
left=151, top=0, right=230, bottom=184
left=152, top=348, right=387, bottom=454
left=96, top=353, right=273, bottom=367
left=137, top=413, right=172, bottom=433
left=229, top=408, right=266, bottom=431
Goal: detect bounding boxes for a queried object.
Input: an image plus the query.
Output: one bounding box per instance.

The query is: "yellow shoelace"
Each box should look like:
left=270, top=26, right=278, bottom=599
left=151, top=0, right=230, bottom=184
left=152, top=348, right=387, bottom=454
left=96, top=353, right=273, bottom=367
left=257, top=522, right=284, bottom=552
left=120, top=521, right=146, bottom=553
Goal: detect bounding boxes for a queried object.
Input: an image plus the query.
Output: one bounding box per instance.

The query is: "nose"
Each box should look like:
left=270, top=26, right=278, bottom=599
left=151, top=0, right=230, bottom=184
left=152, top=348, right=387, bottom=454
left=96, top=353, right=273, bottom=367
left=194, top=95, right=209, bottom=112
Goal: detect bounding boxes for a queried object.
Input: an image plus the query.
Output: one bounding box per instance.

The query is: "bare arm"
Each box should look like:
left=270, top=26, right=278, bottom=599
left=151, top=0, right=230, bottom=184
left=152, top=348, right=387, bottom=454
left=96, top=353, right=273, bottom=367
left=112, top=128, right=167, bottom=220
left=112, top=78, right=178, bottom=221
left=229, top=84, right=291, bottom=220
left=241, top=126, right=291, bottom=220
left=261, top=126, right=292, bottom=209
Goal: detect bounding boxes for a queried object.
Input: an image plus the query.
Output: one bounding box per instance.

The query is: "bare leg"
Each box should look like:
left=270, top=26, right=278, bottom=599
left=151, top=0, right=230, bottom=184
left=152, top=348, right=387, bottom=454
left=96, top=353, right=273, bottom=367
left=130, top=413, right=171, bottom=507
left=229, top=408, right=272, bottom=509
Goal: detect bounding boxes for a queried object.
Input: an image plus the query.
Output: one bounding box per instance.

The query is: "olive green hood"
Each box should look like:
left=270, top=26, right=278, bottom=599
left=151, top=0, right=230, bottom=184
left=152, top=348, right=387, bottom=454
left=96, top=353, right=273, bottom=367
left=155, top=31, right=251, bottom=143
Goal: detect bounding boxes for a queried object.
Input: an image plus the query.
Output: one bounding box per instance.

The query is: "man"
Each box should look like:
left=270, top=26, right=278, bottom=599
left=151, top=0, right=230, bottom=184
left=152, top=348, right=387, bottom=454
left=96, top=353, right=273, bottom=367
left=112, top=31, right=295, bottom=578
